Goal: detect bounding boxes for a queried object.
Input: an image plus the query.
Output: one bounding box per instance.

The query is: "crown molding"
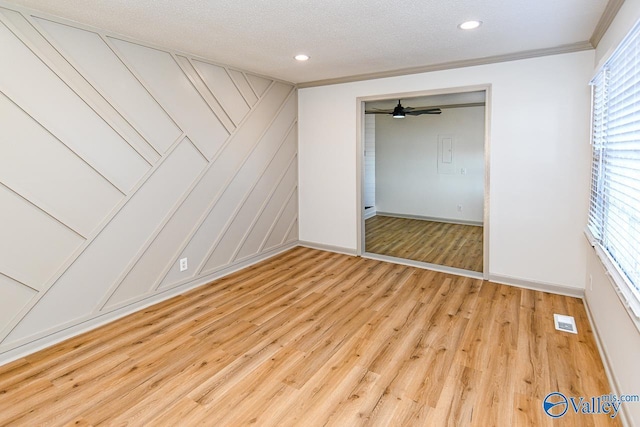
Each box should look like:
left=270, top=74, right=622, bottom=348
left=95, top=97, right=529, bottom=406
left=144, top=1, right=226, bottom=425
left=297, top=41, right=594, bottom=89
left=590, top=0, right=625, bottom=48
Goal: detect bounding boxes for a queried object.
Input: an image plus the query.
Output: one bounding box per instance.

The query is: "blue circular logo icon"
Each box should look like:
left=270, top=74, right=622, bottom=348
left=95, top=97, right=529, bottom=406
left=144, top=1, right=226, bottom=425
left=543, top=392, right=568, bottom=418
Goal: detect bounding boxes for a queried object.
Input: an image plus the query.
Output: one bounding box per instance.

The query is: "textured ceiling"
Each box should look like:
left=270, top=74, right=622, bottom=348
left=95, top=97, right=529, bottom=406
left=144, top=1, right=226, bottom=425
left=4, top=0, right=609, bottom=84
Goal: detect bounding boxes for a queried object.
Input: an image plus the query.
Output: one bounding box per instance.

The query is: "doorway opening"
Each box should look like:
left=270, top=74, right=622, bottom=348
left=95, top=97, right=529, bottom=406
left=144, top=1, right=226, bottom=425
left=357, top=86, right=490, bottom=279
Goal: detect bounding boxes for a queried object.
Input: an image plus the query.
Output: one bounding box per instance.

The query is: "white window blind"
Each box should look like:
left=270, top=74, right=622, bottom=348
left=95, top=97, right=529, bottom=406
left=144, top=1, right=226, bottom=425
left=589, top=20, right=640, bottom=317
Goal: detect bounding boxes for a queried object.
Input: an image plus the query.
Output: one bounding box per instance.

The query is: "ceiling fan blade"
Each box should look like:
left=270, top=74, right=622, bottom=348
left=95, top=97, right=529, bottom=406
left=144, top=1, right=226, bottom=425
left=365, top=111, right=393, bottom=114
left=405, top=108, right=442, bottom=115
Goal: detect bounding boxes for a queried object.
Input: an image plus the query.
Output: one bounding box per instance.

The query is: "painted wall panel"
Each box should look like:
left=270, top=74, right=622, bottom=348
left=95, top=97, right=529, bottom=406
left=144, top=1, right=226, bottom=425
left=0, top=274, right=35, bottom=333
left=0, top=4, right=297, bottom=363
left=264, top=192, right=298, bottom=251
left=105, top=136, right=260, bottom=302
left=0, top=19, right=149, bottom=193
left=192, top=60, right=250, bottom=125
left=173, top=56, right=235, bottom=134
left=160, top=83, right=293, bottom=286
left=209, top=130, right=297, bottom=268
left=229, top=69, right=258, bottom=106
left=202, top=113, right=298, bottom=271
left=0, top=186, right=84, bottom=290
left=0, top=7, right=159, bottom=166
left=286, top=219, right=299, bottom=243
left=0, top=93, right=123, bottom=237
left=236, top=161, right=298, bottom=261
left=116, top=84, right=293, bottom=299
left=109, top=37, right=229, bottom=159
left=34, top=18, right=182, bottom=154
left=246, top=73, right=273, bottom=98
left=5, top=140, right=207, bottom=343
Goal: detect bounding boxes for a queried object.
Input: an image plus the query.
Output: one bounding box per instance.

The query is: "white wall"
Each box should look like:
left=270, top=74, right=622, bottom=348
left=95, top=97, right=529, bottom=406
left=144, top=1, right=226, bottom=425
left=375, top=106, right=484, bottom=223
left=585, top=2, right=640, bottom=425
left=299, top=50, right=594, bottom=290
left=363, top=114, right=376, bottom=208
left=0, top=3, right=298, bottom=364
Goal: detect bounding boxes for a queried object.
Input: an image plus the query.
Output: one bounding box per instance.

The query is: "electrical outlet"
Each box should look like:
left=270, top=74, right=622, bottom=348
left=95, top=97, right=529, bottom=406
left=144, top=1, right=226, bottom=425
left=457, top=205, right=463, bottom=212
left=179, top=257, right=188, bottom=272
left=461, top=168, right=467, bottom=175
left=589, top=274, right=593, bottom=291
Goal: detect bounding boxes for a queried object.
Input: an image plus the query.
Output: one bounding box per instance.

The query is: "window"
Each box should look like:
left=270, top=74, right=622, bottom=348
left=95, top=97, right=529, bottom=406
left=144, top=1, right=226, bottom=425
left=588, top=20, right=640, bottom=318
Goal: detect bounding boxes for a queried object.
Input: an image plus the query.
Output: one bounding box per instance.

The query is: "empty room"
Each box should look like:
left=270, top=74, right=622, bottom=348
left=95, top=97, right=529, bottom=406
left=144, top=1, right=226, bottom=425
left=0, top=0, right=639, bottom=426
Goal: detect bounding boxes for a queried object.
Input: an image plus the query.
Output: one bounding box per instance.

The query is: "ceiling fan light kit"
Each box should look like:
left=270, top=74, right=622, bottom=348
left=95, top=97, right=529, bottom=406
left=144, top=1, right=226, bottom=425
left=392, top=102, right=405, bottom=118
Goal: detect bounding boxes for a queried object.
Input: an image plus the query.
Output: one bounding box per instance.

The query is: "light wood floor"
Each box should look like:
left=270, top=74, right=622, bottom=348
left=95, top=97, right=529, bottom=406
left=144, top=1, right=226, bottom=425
left=365, top=215, right=483, bottom=272
left=0, top=247, right=617, bottom=426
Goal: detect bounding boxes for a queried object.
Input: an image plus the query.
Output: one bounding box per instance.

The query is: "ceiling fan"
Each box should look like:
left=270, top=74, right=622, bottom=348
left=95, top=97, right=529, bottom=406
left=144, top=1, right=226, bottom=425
left=365, top=99, right=442, bottom=118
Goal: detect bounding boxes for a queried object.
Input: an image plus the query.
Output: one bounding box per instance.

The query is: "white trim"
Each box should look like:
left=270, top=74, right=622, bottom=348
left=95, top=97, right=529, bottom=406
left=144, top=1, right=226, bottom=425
left=488, top=274, right=584, bottom=298
left=297, top=241, right=357, bottom=256
left=583, top=297, right=632, bottom=427
left=363, top=252, right=483, bottom=279
left=584, top=227, right=598, bottom=246
left=356, top=98, right=365, bottom=255
left=482, top=85, right=492, bottom=280
left=363, top=207, right=376, bottom=220
left=0, top=241, right=297, bottom=367
left=375, top=211, right=483, bottom=227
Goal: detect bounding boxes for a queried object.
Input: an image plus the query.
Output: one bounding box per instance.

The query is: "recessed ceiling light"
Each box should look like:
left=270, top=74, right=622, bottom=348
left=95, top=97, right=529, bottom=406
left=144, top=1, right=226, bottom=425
left=294, top=54, right=310, bottom=61
left=459, top=20, right=482, bottom=30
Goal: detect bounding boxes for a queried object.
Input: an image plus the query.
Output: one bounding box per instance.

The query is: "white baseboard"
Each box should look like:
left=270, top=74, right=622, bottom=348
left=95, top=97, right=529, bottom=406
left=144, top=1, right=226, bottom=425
left=298, top=241, right=357, bottom=256
left=364, top=208, right=376, bottom=220
left=0, top=241, right=298, bottom=367
left=583, top=297, right=631, bottom=427
left=376, top=211, right=483, bottom=227
left=489, top=274, right=584, bottom=298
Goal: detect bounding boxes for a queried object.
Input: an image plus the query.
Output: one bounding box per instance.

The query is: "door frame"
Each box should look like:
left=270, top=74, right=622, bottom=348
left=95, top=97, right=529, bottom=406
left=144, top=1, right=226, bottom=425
left=355, top=84, right=491, bottom=280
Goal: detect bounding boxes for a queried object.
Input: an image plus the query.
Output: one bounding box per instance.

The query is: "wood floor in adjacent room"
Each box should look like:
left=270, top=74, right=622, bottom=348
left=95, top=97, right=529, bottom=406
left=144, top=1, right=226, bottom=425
left=365, top=215, right=483, bottom=272
left=0, top=247, right=618, bottom=426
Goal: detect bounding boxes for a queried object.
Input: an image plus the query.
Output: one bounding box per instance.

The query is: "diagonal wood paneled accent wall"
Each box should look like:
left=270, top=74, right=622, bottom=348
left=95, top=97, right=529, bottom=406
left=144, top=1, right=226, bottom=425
left=0, top=3, right=298, bottom=362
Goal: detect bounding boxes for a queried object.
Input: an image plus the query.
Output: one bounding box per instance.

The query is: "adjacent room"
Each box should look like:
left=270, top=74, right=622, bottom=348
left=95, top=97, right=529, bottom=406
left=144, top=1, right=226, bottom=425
left=363, top=91, right=486, bottom=274
left=1, top=0, right=639, bottom=425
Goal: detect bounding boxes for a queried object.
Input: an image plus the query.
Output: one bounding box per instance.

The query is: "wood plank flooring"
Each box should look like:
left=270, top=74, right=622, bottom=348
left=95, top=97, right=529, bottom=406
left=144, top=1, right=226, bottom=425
left=365, top=215, right=483, bottom=272
left=0, top=247, right=618, bottom=426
